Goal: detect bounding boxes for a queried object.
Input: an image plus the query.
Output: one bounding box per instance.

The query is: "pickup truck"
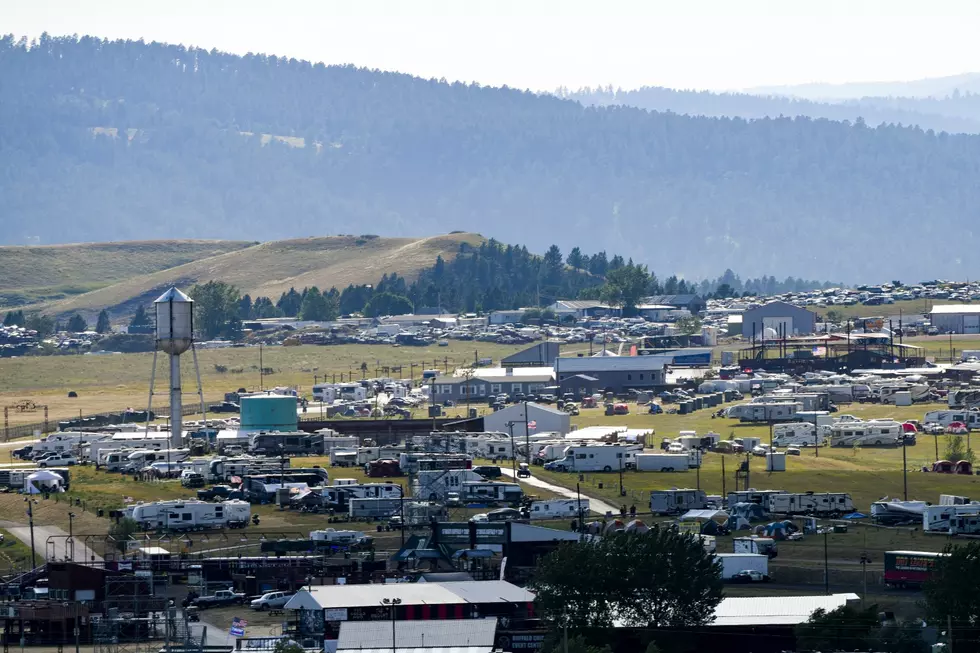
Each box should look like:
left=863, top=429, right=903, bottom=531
left=197, top=485, right=244, bottom=501
left=38, top=454, right=77, bottom=467
left=192, top=589, right=247, bottom=609
left=250, top=591, right=294, bottom=611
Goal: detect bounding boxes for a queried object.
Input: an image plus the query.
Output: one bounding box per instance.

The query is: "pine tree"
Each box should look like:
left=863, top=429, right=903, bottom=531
left=95, top=309, right=111, bottom=333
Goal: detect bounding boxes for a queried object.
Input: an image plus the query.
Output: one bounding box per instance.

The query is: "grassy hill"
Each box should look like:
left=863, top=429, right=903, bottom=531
left=0, top=240, right=251, bottom=308
left=3, top=233, right=483, bottom=319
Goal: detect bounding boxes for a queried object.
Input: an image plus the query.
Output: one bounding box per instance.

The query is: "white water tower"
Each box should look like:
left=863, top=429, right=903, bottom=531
left=154, top=287, right=194, bottom=447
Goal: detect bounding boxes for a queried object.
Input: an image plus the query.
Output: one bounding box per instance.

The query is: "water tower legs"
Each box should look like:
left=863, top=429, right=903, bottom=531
left=169, top=353, right=182, bottom=448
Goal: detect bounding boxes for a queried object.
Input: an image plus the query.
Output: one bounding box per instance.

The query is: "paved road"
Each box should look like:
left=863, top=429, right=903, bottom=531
left=501, top=468, right=618, bottom=516
left=0, top=522, right=103, bottom=563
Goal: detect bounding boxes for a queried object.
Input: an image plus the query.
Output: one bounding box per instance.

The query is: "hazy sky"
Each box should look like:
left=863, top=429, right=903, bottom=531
left=6, top=0, right=980, bottom=91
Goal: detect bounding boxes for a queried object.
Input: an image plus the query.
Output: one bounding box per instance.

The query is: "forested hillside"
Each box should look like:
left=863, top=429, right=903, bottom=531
left=560, top=85, right=980, bottom=134
left=5, top=34, right=980, bottom=281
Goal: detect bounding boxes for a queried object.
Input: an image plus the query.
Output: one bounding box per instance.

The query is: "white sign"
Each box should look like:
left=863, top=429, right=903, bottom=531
left=323, top=608, right=348, bottom=622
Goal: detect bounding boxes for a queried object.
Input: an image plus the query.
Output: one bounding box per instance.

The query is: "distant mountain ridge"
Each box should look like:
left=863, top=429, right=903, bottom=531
left=745, top=72, right=980, bottom=101
left=5, top=34, right=980, bottom=282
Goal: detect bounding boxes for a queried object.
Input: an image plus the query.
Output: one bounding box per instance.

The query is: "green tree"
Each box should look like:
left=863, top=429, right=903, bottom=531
left=925, top=542, right=980, bottom=648
left=825, top=309, right=844, bottom=324
left=876, top=620, right=929, bottom=653
left=566, top=247, right=585, bottom=270
left=251, top=296, right=281, bottom=318
left=300, top=287, right=335, bottom=321
left=542, top=634, right=612, bottom=653
left=129, top=304, right=152, bottom=328
left=276, top=288, right=303, bottom=317
left=675, top=315, right=703, bottom=336
left=3, top=310, right=25, bottom=327
left=66, top=313, right=88, bottom=332
left=522, top=308, right=543, bottom=323
left=95, top=309, right=111, bottom=334
left=272, top=640, right=306, bottom=653
left=363, top=292, right=413, bottom=317
left=945, top=435, right=967, bottom=462
left=795, top=604, right=880, bottom=652
left=238, top=294, right=253, bottom=319
left=25, top=313, right=55, bottom=337
left=601, top=263, right=650, bottom=315
left=531, top=530, right=722, bottom=631
left=189, top=280, right=241, bottom=339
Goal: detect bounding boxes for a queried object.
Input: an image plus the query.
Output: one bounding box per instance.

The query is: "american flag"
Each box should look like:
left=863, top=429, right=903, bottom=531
left=527, top=420, right=537, bottom=430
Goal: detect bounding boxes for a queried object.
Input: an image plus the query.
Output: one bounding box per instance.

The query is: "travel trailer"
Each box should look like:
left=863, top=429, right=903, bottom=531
left=525, top=498, right=589, bottom=520
left=460, top=481, right=524, bottom=505
left=772, top=423, right=826, bottom=448
left=727, top=402, right=801, bottom=423
left=130, top=499, right=250, bottom=531
left=33, top=432, right=110, bottom=456
left=923, top=503, right=980, bottom=532
left=635, top=453, right=693, bottom=472
left=650, top=489, right=708, bottom=515
left=126, top=449, right=190, bottom=471
left=208, top=457, right=292, bottom=482
left=412, top=469, right=485, bottom=501
left=923, top=410, right=980, bottom=429
left=766, top=492, right=854, bottom=516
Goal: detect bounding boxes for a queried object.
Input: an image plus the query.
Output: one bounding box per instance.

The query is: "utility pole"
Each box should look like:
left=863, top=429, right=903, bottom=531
left=259, top=343, right=264, bottom=390
left=523, top=401, right=530, bottom=465
left=824, top=528, right=830, bottom=595
left=903, top=437, right=908, bottom=501
left=721, top=456, right=726, bottom=498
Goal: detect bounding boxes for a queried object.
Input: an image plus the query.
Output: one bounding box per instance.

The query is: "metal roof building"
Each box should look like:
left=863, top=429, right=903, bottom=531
left=337, top=617, right=497, bottom=653
left=930, top=304, right=980, bottom=334
left=285, top=580, right=534, bottom=611
left=712, top=593, right=859, bottom=626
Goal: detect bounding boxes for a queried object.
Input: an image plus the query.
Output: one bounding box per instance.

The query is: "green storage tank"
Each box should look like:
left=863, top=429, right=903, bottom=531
left=240, top=394, right=298, bottom=432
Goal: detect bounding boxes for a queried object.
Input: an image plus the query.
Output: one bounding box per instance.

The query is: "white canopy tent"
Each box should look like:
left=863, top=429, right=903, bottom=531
left=25, top=470, right=64, bottom=494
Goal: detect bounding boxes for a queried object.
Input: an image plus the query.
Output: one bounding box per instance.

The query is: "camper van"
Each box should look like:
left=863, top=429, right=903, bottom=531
left=130, top=499, right=250, bottom=531
left=829, top=421, right=902, bottom=447
left=650, top=489, right=708, bottom=515
left=766, top=492, right=854, bottom=516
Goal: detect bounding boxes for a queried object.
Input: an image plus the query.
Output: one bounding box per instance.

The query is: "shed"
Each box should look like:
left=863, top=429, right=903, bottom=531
left=483, top=402, right=570, bottom=438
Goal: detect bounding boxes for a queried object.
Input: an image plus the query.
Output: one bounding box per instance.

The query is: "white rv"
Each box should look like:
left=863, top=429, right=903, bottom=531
left=127, top=449, right=190, bottom=471
left=525, top=498, right=589, bottom=520
left=87, top=434, right=171, bottom=464
left=727, top=402, right=801, bottom=423
left=923, top=503, right=980, bottom=532
left=766, top=492, right=854, bottom=516
left=460, top=481, right=524, bottom=505
left=772, top=423, right=826, bottom=448
left=34, top=432, right=110, bottom=456
left=829, top=421, right=902, bottom=447
left=635, top=453, right=692, bottom=472
left=131, top=499, right=250, bottom=531
left=208, top=457, right=291, bottom=481
left=543, top=444, right=637, bottom=473
left=923, top=410, right=980, bottom=428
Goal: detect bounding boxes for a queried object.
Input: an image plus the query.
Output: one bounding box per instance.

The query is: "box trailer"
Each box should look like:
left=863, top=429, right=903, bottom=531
left=635, top=454, right=689, bottom=473
left=716, top=553, right=768, bottom=580
left=884, top=550, right=946, bottom=588
left=650, top=489, right=707, bottom=515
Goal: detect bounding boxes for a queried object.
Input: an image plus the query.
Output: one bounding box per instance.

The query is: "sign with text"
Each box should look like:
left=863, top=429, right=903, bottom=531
left=230, top=617, right=247, bottom=638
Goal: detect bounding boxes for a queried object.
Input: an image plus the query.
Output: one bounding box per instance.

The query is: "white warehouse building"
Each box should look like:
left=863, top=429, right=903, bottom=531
left=930, top=305, right=980, bottom=335
left=483, top=402, right=571, bottom=439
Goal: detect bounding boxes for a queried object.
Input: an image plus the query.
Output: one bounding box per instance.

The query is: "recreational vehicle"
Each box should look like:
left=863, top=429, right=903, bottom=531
left=772, top=423, right=826, bottom=448
left=412, top=469, right=484, bottom=501
left=543, top=444, right=638, bottom=473
left=726, top=489, right=787, bottom=508
left=208, top=457, right=292, bottom=482
left=923, top=503, right=980, bottom=532
left=923, top=410, right=980, bottom=429
left=650, top=489, right=708, bottom=515
left=728, top=402, right=801, bottom=423
left=126, top=449, right=190, bottom=471
left=829, top=421, right=902, bottom=447
left=635, top=453, right=692, bottom=472
left=525, top=498, right=589, bottom=520
left=130, top=499, right=250, bottom=531
left=249, top=432, right=325, bottom=456
left=33, top=432, right=110, bottom=456
left=766, top=492, right=854, bottom=516
left=460, top=481, right=524, bottom=505
left=398, top=453, right=472, bottom=475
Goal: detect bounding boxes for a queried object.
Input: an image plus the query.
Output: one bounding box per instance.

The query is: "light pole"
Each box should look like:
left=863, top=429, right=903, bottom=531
left=382, top=597, right=402, bottom=653
left=859, top=552, right=872, bottom=606
left=24, top=497, right=36, bottom=568
left=506, top=422, right=517, bottom=476
left=824, top=527, right=830, bottom=596
left=902, top=436, right=908, bottom=501
left=576, top=478, right=584, bottom=541
left=67, top=512, right=76, bottom=562
left=396, top=485, right=405, bottom=546
left=278, top=444, right=286, bottom=508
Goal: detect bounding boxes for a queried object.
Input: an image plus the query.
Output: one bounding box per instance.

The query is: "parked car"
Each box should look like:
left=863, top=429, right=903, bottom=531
left=12, top=446, right=33, bottom=459
left=731, top=570, right=770, bottom=583
left=470, top=513, right=489, bottom=523
left=751, top=446, right=768, bottom=457
left=181, top=473, right=206, bottom=488
left=472, top=465, right=503, bottom=480
left=517, top=463, right=531, bottom=478
left=197, top=485, right=244, bottom=501
left=487, top=508, right=525, bottom=522
left=786, top=447, right=802, bottom=456
left=250, top=591, right=294, bottom=611
left=192, top=589, right=247, bottom=609
left=210, top=402, right=240, bottom=414
left=38, top=453, right=76, bottom=467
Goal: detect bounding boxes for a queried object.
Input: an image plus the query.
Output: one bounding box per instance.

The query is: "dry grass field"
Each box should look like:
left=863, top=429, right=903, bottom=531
left=9, top=233, right=482, bottom=320
left=0, top=341, right=527, bottom=425
left=0, top=240, right=250, bottom=309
